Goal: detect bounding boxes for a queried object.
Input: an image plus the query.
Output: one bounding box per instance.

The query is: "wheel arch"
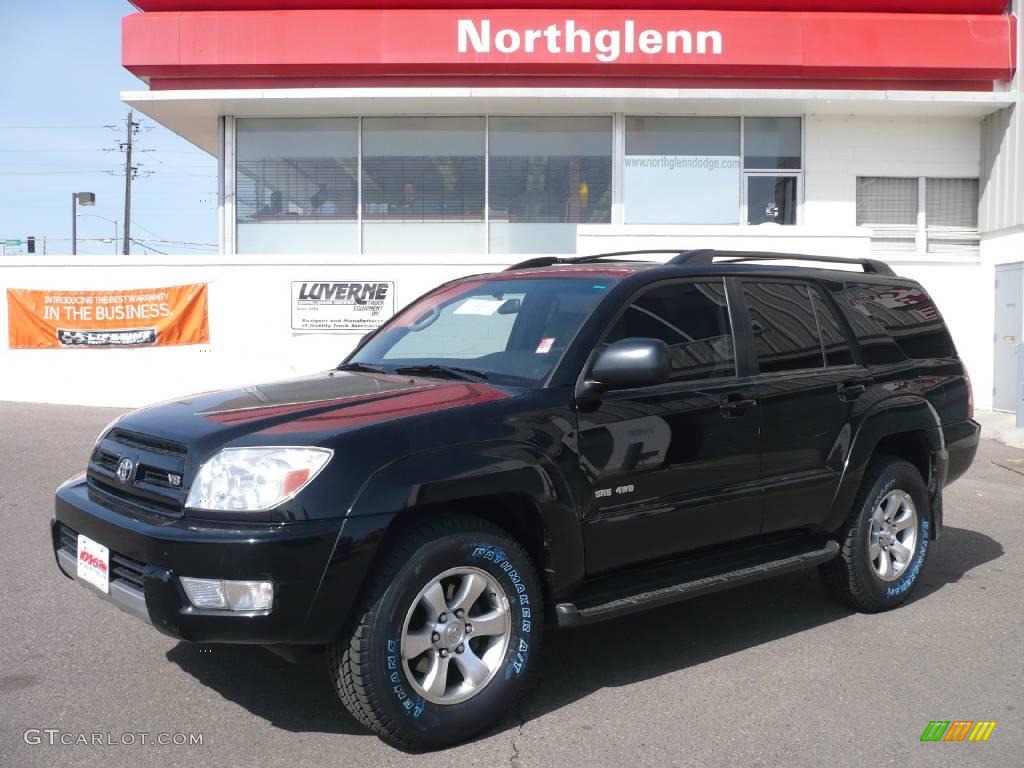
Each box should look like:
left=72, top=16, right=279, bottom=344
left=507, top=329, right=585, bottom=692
left=347, top=440, right=584, bottom=602
left=825, top=394, right=945, bottom=536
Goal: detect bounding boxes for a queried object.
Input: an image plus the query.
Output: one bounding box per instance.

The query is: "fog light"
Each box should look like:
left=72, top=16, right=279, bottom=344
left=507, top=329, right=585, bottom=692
left=181, top=577, right=274, bottom=611
left=224, top=580, right=274, bottom=611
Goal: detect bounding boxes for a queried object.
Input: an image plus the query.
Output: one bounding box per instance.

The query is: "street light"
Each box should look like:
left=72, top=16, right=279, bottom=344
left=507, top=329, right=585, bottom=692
left=71, top=192, right=95, bottom=255
left=77, top=213, right=118, bottom=255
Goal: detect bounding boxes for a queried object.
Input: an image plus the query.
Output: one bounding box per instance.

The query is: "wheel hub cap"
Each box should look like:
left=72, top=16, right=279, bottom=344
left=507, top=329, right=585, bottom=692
left=442, top=622, right=465, bottom=647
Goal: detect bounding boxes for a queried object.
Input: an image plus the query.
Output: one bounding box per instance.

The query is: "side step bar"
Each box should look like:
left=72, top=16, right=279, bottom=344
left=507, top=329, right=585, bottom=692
left=555, top=540, right=840, bottom=627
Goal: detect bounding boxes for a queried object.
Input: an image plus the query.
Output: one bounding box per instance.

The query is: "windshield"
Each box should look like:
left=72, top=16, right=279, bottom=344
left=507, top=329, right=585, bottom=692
left=349, top=277, right=615, bottom=385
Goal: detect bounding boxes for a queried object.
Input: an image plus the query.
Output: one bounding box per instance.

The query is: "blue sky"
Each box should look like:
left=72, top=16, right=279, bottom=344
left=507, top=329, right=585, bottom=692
left=0, top=0, right=218, bottom=256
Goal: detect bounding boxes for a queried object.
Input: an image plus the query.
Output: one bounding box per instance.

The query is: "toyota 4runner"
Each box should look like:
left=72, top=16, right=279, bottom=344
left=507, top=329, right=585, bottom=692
left=52, top=249, right=979, bottom=749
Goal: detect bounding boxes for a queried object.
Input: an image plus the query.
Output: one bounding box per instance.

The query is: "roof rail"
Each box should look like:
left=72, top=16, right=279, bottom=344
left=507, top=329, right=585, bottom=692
left=504, top=249, right=700, bottom=272
left=504, top=257, right=562, bottom=271
left=686, top=251, right=896, bottom=276
left=505, top=249, right=895, bottom=276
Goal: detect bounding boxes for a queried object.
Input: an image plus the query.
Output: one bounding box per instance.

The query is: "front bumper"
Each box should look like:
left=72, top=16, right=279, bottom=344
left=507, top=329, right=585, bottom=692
left=52, top=478, right=357, bottom=644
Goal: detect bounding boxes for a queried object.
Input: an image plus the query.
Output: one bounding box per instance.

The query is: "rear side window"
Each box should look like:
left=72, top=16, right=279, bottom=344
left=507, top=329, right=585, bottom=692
left=742, top=282, right=824, bottom=373
left=808, top=286, right=854, bottom=367
left=606, top=281, right=735, bottom=381
left=827, top=281, right=955, bottom=364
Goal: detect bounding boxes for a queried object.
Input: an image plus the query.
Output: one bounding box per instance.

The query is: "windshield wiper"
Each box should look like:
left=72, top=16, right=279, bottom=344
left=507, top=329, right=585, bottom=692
left=336, top=362, right=390, bottom=374
left=393, top=364, right=489, bottom=382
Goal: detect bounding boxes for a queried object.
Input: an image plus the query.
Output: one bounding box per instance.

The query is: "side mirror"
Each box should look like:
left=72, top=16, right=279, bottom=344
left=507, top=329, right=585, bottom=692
left=585, top=338, right=671, bottom=394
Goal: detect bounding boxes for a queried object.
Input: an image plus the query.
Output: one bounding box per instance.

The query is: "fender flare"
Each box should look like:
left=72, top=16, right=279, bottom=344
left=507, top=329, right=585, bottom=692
left=825, top=393, right=945, bottom=534
left=348, top=440, right=584, bottom=597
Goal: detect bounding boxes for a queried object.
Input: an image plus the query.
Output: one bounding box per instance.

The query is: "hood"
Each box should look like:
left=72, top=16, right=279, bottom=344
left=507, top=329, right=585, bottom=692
left=116, top=371, right=512, bottom=450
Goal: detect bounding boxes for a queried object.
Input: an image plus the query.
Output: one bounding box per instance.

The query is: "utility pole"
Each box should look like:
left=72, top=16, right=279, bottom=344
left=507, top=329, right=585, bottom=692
left=121, top=111, right=140, bottom=255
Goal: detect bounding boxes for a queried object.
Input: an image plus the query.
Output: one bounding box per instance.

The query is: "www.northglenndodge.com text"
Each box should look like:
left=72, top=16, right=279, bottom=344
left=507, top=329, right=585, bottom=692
left=457, top=19, right=724, bottom=63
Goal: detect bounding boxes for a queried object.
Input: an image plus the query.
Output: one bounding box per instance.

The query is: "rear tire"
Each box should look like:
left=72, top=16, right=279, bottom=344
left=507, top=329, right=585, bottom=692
left=820, top=457, right=932, bottom=613
left=329, top=515, right=542, bottom=750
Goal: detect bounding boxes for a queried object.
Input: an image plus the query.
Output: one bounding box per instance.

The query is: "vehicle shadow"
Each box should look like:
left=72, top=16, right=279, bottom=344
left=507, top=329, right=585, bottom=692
left=522, top=525, right=1003, bottom=724
left=165, top=642, right=362, bottom=735
left=164, top=525, right=1002, bottom=741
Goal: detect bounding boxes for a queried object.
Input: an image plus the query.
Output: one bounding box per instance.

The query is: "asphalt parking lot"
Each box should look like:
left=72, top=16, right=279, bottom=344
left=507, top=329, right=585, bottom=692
left=1, top=401, right=1021, bottom=768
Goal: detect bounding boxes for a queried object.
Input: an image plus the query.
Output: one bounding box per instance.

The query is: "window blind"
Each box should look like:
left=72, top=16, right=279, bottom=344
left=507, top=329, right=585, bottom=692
left=856, top=177, right=919, bottom=255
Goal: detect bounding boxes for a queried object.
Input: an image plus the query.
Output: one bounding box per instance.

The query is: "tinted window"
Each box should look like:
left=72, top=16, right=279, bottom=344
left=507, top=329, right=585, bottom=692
left=606, top=281, right=735, bottom=381
left=489, top=116, right=612, bottom=254
left=743, top=282, right=824, bottom=373
left=835, top=282, right=954, bottom=362
left=808, top=286, right=854, bottom=367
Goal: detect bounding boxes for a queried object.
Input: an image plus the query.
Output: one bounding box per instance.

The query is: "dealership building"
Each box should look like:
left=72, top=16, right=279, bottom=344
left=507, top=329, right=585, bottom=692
left=1, top=0, right=1022, bottom=414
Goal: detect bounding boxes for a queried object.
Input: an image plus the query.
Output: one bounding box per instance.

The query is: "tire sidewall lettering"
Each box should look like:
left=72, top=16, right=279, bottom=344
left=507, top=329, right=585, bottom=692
left=385, top=639, right=425, bottom=719
left=864, top=471, right=930, bottom=602
left=885, top=517, right=929, bottom=598
left=470, top=544, right=532, bottom=680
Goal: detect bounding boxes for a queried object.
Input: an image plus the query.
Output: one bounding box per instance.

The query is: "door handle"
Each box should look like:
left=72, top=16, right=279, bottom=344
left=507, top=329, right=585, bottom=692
left=838, top=383, right=867, bottom=401
left=720, top=395, right=757, bottom=417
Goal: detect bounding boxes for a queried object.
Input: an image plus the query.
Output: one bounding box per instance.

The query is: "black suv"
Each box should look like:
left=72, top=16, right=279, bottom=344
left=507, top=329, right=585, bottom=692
left=52, top=250, right=979, bottom=749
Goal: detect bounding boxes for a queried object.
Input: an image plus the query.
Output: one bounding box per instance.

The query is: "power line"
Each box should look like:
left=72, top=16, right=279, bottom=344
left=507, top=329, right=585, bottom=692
left=0, top=125, right=118, bottom=130
left=0, top=170, right=121, bottom=176
left=130, top=238, right=167, bottom=255
left=130, top=218, right=164, bottom=240
left=0, top=148, right=210, bottom=155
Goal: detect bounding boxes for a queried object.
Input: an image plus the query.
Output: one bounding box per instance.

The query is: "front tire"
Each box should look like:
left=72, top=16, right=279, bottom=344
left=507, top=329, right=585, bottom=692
left=329, top=515, right=542, bottom=750
left=820, top=457, right=932, bottom=613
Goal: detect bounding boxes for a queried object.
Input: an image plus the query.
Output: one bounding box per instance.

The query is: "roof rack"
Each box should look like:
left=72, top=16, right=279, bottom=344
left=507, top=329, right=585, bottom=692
left=672, top=250, right=896, bottom=276
left=504, top=249, right=709, bottom=272
left=506, top=249, right=894, bottom=276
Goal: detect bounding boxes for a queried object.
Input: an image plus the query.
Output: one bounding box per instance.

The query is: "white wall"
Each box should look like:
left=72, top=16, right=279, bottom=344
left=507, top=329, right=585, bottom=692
left=0, top=254, right=513, bottom=408
left=1, top=246, right=999, bottom=411
left=804, top=114, right=982, bottom=229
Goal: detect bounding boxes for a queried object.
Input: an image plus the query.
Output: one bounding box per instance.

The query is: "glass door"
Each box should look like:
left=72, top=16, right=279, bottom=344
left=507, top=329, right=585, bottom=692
left=745, top=174, right=799, bottom=225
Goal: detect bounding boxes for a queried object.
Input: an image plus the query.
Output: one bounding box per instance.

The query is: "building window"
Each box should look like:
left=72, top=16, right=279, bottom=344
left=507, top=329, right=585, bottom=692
left=233, top=115, right=806, bottom=255
left=624, top=116, right=802, bottom=227
left=488, top=116, right=613, bottom=254
left=743, top=117, right=802, bottom=226
left=926, top=178, right=980, bottom=255
left=856, top=177, right=919, bottom=254
left=361, top=117, right=485, bottom=254
left=624, top=117, right=741, bottom=225
left=743, top=117, right=802, bottom=170
left=235, top=118, right=359, bottom=254
left=856, top=177, right=979, bottom=256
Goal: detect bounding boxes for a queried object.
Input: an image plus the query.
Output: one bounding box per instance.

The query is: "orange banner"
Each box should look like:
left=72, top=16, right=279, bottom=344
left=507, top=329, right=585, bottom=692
left=6, top=284, right=210, bottom=349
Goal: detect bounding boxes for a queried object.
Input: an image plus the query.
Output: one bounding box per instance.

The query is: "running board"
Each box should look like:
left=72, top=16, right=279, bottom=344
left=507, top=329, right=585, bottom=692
left=555, top=540, right=840, bottom=627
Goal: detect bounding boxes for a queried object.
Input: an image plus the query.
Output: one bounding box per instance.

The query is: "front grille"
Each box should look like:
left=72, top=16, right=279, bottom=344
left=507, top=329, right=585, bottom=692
left=94, top=449, right=119, bottom=472
left=140, top=466, right=180, bottom=489
left=88, top=476, right=182, bottom=516
left=59, top=524, right=146, bottom=590
left=87, top=427, right=189, bottom=517
left=107, top=428, right=187, bottom=458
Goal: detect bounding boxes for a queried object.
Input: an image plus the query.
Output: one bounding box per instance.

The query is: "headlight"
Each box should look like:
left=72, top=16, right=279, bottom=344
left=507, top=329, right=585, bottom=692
left=185, top=447, right=332, bottom=512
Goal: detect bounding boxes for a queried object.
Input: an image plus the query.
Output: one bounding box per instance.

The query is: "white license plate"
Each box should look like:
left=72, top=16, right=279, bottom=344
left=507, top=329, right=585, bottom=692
left=77, top=534, right=110, bottom=594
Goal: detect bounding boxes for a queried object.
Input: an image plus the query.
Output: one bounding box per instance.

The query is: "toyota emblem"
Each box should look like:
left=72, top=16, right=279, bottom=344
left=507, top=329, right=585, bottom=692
left=116, top=457, right=135, bottom=484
